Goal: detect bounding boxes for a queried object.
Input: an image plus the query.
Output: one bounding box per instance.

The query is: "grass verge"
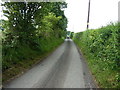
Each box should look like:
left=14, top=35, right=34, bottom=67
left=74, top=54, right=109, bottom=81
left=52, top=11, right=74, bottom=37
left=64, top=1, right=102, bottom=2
left=2, top=38, right=64, bottom=84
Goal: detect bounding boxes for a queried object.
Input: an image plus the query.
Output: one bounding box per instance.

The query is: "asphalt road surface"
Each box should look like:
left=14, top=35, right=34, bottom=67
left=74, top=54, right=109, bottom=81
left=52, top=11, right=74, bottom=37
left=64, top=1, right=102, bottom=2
left=4, top=39, right=97, bottom=88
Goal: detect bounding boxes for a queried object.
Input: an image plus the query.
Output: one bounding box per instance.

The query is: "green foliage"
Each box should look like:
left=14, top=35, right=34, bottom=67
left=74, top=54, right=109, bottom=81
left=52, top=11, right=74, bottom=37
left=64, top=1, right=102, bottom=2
left=38, top=13, right=62, bottom=38
left=2, top=36, right=63, bottom=71
left=70, top=32, right=74, bottom=39
left=66, top=31, right=74, bottom=39
left=2, top=1, right=67, bottom=76
left=74, top=23, right=120, bottom=88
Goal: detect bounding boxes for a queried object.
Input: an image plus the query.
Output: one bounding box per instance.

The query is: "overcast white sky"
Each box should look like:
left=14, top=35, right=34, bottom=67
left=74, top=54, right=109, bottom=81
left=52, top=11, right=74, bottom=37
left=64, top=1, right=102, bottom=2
left=0, top=0, right=119, bottom=32
left=64, top=0, right=119, bottom=32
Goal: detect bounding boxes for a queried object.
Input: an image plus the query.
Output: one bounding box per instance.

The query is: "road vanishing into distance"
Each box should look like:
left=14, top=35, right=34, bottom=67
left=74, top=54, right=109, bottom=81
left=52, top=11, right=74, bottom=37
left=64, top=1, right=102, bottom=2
left=4, top=39, right=97, bottom=88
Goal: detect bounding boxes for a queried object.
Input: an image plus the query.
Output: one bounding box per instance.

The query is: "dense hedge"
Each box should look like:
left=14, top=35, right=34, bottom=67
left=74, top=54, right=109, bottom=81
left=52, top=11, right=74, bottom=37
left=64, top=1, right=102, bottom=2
left=74, top=23, right=120, bottom=88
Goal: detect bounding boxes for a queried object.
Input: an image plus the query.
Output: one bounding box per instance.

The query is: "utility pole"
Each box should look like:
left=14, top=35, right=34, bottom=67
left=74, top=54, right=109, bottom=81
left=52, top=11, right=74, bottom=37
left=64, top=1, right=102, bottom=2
left=87, top=0, right=91, bottom=29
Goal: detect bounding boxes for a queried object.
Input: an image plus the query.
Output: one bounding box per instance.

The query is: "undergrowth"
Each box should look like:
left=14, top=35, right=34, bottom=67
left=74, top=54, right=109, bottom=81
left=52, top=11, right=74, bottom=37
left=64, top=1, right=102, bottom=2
left=73, top=23, right=120, bottom=88
left=2, top=37, right=64, bottom=83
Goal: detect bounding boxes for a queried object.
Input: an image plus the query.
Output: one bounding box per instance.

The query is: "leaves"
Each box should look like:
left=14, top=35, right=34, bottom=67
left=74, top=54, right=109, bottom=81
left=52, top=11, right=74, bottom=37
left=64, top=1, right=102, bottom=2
left=73, top=22, right=120, bottom=88
left=2, top=2, right=68, bottom=71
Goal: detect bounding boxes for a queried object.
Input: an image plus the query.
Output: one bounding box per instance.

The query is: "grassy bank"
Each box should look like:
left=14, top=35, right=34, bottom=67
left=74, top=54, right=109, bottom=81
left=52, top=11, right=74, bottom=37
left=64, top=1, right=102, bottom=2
left=2, top=37, right=64, bottom=84
left=73, top=23, right=120, bottom=88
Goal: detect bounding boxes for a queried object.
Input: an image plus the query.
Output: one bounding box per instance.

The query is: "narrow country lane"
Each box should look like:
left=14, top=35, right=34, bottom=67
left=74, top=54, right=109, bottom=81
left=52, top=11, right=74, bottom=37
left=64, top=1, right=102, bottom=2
left=4, top=39, right=97, bottom=88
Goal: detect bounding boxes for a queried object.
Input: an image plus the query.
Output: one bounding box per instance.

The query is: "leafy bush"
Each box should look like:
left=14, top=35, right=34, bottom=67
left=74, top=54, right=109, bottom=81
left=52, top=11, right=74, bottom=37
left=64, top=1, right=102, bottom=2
left=74, top=23, right=120, bottom=88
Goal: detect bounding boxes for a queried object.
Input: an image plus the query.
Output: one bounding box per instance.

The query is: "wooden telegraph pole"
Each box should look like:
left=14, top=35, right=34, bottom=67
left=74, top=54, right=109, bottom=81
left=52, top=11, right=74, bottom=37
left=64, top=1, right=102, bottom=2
left=87, top=0, right=91, bottom=29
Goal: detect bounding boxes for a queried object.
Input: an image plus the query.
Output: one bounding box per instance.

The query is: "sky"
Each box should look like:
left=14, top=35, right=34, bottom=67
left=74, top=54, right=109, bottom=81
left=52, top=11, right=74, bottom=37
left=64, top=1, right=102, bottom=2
left=0, top=0, right=120, bottom=32
left=64, top=0, right=119, bottom=32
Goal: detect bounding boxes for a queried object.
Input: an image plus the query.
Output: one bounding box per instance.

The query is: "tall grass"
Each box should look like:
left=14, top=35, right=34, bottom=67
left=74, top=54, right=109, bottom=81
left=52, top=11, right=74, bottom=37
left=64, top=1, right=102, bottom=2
left=2, top=36, right=64, bottom=83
